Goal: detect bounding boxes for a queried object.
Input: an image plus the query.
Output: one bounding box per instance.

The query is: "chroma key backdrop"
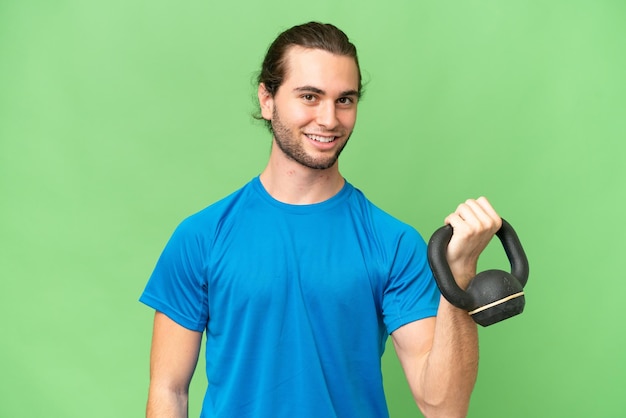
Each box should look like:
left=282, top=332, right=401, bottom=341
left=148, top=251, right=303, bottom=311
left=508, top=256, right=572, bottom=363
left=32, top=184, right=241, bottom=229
left=1, top=1, right=625, bottom=417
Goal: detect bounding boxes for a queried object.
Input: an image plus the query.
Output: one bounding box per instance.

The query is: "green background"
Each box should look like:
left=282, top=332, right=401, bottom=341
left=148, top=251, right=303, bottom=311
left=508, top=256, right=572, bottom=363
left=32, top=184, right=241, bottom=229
left=1, top=0, right=624, bottom=417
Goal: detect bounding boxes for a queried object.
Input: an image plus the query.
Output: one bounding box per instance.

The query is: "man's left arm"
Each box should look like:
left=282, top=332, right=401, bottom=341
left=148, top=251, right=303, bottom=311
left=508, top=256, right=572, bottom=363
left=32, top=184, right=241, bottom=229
left=392, top=197, right=501, bottom=418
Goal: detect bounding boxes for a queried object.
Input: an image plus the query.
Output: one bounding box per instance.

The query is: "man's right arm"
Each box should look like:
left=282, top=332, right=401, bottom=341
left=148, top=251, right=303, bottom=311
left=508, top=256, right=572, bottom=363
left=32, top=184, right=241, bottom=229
left=146, top=311, right=203, bottom=418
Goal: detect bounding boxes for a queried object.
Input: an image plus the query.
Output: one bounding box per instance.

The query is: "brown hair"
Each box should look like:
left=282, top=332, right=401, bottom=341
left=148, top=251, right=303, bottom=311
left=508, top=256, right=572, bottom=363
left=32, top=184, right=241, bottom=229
left=259, top=22, right=362, bottom=96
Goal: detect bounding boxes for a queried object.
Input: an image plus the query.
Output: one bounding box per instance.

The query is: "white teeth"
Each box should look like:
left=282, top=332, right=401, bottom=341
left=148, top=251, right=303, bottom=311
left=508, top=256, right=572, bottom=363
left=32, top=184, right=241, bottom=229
left=306, top=134, right=336, bottom=143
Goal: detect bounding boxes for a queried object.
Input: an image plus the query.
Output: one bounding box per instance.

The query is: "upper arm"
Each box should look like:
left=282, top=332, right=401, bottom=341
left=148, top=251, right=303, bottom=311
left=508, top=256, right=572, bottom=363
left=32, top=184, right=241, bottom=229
left=391, top=317, right=436, bottom=401
left=149, top=311, right=203, bottom=392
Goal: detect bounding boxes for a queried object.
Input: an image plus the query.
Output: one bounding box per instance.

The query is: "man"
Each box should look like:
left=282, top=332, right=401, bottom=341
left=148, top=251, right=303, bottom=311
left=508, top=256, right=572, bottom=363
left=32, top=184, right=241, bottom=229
left=140, top=22, right=501, bottom=418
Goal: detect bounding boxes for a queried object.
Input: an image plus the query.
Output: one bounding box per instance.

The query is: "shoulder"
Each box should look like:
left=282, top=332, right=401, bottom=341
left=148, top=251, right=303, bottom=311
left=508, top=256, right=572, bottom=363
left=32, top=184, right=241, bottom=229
left=181, top=178, right=257, bottom=226
left=167, top=178, right=259, bottom=245
left=348, top=184, right=423, bottom=241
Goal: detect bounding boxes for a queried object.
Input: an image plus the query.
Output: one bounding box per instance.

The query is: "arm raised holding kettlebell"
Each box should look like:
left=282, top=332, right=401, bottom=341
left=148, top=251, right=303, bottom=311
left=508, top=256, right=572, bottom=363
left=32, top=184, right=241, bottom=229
left=392, top=197, right=501, bottom=418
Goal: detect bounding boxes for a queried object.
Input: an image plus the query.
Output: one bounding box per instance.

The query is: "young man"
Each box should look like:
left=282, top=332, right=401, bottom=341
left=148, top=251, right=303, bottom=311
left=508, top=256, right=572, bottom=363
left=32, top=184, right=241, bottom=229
left=140, top=22, right=502, bottom=418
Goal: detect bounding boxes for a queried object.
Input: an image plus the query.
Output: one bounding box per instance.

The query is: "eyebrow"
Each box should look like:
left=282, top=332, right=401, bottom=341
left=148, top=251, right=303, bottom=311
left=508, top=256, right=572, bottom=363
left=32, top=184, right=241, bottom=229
left=293, top=85, right=360, bottom=98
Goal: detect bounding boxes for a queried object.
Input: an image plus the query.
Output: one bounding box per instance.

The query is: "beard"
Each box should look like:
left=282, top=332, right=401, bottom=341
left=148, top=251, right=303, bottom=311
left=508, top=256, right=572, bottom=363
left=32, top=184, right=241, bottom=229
left=271, top=106, right=351, bottom=170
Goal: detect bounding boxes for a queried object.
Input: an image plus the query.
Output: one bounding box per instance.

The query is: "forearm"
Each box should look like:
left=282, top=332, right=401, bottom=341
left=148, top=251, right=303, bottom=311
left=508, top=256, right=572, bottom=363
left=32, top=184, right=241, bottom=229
left=146, top=385, right=189, bottom=418
left=418, top=295, right=478, bottom=418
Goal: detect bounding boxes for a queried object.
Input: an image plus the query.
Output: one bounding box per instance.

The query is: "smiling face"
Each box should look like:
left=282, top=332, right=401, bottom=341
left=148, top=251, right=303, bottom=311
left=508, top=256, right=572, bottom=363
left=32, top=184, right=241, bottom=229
left=259, top=46, right=360, bottom=170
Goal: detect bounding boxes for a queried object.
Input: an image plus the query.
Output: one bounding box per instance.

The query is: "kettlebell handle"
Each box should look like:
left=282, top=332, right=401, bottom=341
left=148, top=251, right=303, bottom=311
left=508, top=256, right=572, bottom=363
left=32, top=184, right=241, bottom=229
left=427, top=218, right=529, bottom=312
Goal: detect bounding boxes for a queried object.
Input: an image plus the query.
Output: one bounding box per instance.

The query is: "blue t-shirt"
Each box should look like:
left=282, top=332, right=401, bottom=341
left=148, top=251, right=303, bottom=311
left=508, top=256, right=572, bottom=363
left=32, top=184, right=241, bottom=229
left=140, top=177, right=440, bottom=418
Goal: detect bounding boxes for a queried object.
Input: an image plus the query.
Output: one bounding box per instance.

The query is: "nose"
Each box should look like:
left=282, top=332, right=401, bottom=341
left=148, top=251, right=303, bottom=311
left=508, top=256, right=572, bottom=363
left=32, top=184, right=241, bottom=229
left=315, top=101, right=339, bottom=129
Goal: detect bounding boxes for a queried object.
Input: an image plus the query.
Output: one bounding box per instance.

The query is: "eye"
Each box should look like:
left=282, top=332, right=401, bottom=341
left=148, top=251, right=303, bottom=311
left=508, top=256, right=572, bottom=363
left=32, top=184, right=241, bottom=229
left=301, top=94, right=317, bottom=102
left=337, top=97, right=355, bottom=106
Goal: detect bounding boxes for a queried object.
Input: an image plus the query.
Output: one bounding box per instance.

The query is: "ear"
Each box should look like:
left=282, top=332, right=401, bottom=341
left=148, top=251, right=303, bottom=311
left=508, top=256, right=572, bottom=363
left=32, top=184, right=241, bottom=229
left=258, top=83, right=274, bottom=121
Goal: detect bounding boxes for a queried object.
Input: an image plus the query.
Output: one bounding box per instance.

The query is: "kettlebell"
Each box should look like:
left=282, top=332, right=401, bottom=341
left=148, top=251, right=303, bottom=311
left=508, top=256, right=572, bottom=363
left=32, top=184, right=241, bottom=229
left=427, top=218, right=529, bottom=327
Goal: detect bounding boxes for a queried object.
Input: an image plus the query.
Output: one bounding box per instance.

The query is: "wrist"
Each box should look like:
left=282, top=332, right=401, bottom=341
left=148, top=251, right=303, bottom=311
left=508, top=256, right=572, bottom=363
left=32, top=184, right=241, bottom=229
left=448, top=266, right=476, bottom=290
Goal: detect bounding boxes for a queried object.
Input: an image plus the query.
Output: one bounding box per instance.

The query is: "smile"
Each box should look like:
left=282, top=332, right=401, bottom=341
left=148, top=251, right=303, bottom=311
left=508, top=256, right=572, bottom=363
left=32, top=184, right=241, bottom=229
left=306, top=134, right=336, bottom=143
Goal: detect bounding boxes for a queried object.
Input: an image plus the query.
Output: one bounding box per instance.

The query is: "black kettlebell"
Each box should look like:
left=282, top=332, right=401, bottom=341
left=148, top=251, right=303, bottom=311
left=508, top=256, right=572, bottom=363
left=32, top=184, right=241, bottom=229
left=427, top=219, right=529, bottom=327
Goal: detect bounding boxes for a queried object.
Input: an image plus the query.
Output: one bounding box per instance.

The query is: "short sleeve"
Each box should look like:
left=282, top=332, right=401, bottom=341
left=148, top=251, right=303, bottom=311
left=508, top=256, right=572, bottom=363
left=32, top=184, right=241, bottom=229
left=382, top=228, right=440, bottom=334
left=139, top=217, right=209, bottom=332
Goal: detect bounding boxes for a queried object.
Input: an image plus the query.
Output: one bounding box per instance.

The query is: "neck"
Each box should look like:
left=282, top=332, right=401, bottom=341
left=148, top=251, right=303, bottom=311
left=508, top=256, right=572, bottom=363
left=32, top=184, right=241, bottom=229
left=259, top=142, right=345, bottom=205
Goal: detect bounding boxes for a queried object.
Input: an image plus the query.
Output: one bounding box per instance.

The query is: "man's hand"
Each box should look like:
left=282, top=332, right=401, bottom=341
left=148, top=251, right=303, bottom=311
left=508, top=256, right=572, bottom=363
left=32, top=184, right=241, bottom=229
left=443, top=196, right=502, bottom=289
